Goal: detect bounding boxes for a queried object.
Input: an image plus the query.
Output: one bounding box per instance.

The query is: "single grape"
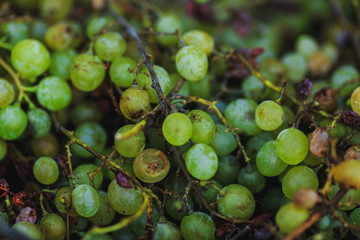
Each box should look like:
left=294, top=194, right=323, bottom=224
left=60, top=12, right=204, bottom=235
left=88, top=191, right=116, bottom=226
left=275, top=128, right=309, bottom=165
left=242, top=75, right=264, bottom=101
left=271, top=106, right=295, bottom=136
left=33, top=156, right=59, bottom=185
left=155, top=13, right=182, bottom=46
left=194, top=179, right=223, bottom=205
left=49, top=49, right=77, bottom=79
left=44, top=21, right=81, bottom=50
left=119, top=87, right=150, bottom=121
left=185, top=144, right=218, bottom=180
left=282, top=52, right=307, bottom=83
left=39, top=0, right=73, bottom=21
left=54, top=186, right=78, bottom=216
left=31, top=133, right=59, bottom=158
left=256, top=140, right=288, bottom=177
left=176, top=45, right=208, bottom=81
left=11, top=39, right=51, bottom=81
left=86, top=17, right=112, bottom=39
left=187, top=110, right=215, bottom=144
left=0, top=78, right=15, bottom=108
left=182, top=30, right=214, bottom=56
left=344, top=145, right=360, bottom=160
left=69, top=216, right=88, bottom=232
left=333, top=160, right=360, bottom=190
left=71, top=101, right=102, bottom=125
left=237, top=165, right=266, bottom=194
left=0, top=105, right=27, bottom=140
left=130, top=208, right=159, bottom=237
left=95, top=32, right=127, bottom=61
left=154, top=217, right=182, bottom=240
left=107, top=179, right=144, bottom=215
left=349, top=208, right=360, bottom=238
left=73, top=164, right=103, bottom=189
left=209, top=124, right=237, bottom=156
left=282, top=166, right=319, bottom=199
left=0, top=139, right=6, bottom=160
left=217, top=184, right=255, bottom=219
left=331, top=65, right=359, bottom=97
left=162, top=113, right=192, bottom=146
left=12, top=221, right=45, bottom=240
left=1, top=22, right=28, bottom=45
left=72, top=184, right=100, bottom=218
left=275, top=203, right=309, bottom=233
left=165, top=193, right=194, bottom=221
left=110, top=57, right=137, bottom=87
left=39, top=213, right=66, bottom=240
left=133, top=149, right=170, bottom=183
left=246, top=132, right=274, bottom=161
left=295, top=34, right=319, bottom=59
left=302, top=134, right=324, bottom=166
left=70, top=53, right=105, bottom=92
left=255, top=100, right=284, bottom=131
left=180, top=212, right=215, bottom=240
left=27, top=108, right=51, bottom=138
left=115, top=124, right=146, bottom=158
left=259, top=58, right=288, bottom=83
left=215, top=155, right=240, bottom=185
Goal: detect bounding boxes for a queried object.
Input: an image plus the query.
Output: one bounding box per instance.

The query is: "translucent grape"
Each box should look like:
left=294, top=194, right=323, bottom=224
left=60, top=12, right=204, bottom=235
left=182, top=30, right=214, bottom=56
left=154, top=217, right=182, bottom=240
left=73, top=164, right=103, bottom=189
left=216, top=155, right=240, bottom=185
left=110, top=57, right=136, bottom=87
left=1, top=22, right=28, bottom=45
left=237, top=165, right=266, bottom=194
left=209, top=124, right=237, bottom=156
left=333, top=160, right=360, bottom=190
left=256, top=140, right=288, bottom=177
left=185, top=144, right=218, bottom=180
left=0, top=105, right=27, bottom=140
left=37, top=76, right=72, bottom=111
left=242, top=75, right=264, bottom=101
left=119, top=87, right=150, bottom=121
left=88, top=191, right=116, bottom=226
left=49, top=49, right=77, bottom=79
left=33, top=156, right=59, bottom=185
left=95, top=32, right=126, bottom=61
left=72, top=184, right=100, bottom=218
left=180, top=212, right=215, bottom=240
left=12, top=221, right=45, bottom=240
left=115, top=124, right=146, bottom=158
left=187, top=110, right=215, bottom=144
left=255, top=100, right=284, bottom=131
left=176, top=45, right=208, bottom=81
left=0, top=139, right=6, bottom=160
left=155, top=14, right=182, bottom=46
left=0, top=78, right=15, bottom=108
left=39, top=213, right=66, bottom=240
left=275, top=128, right=309, bottom=165
left=282, top=52, right=307, bottom=83
left=45, top=21, right=81, bottom=50
left=86, top=17, right=111, bottom=39
left=275, top=203, right=309, bottom=233
left=162, top=113, right=192, bottom=146
left=54, top=186, right=78, bottom=216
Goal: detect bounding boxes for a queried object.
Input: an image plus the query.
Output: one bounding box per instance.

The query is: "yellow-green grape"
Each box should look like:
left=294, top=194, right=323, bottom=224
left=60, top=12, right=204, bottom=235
left=351, top=86, right=360, bottom=115
left=182, top=30, right=214, bottom=56
left=255, top=100, right=284, bottom=131
left=12, top=221, right=45, bottom=240
left=282, top=52, right=307, bottom=83
left=176, top=45, right=208, bottom=81
left=88, top=191, right=116, bottom=226
left=334, top=160, right=360, bottom=190
left=137, top=65, right=172, bottom=103
left=33, top=156, right=59, bottom=185
left=0, top=78, right=15, bottom=108
left=49, top=49, right=77, bottom=79
left=109, top=57, right=136, bottom=87
left=180, top=212, right=215, bottom=240
left=72, top=184, right=100, bottom=218
left=114, top=124, right=146, bottom=158
left=162, top=113, right=193, bottom=146
left=256, top=140, right=288, bottom=177
left=133, top=149, right=170, bottom=183
left=0, top=105, right=28, bottom=140
left=95, top=32, right=127, bottom=62
left=54, top=186, right=78, bottom=217
left=295, top=34, right=319, bottom=59
left=327, top=184, right=360, bottom=211
left=155, top=13, right=182, bottom=46
left=185, top=144, right=218, bottom=180
left=39, top=0, right=73, bottom=21
left=39, top=213, right=66, bottom=240
left=44, top=21, right=81, bottom=50
left=0, top=139, right=6, bottom=160
left=276, top=128, right=309, bottom=165
left=73, top=164, right=103, bottom=189
left=187, top=110, right=215, bottom=144
left=275, top=203, right=309, bottom=233
left=209, top=124, right=237, bottom=156
left=86, top=16, right=112, bottom=39
left=119, top=87, right=150, bottom=121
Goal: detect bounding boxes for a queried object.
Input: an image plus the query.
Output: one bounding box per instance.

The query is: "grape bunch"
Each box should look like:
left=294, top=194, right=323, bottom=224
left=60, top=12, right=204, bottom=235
left=1, top=0, right=360, bottom=240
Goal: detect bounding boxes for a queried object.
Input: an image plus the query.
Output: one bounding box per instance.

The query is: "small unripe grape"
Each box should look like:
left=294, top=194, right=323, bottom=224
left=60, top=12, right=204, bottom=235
left=115, top=124, right=146, bottom=158
left=209, top=124, right=237, bottom=156
left=39, top=0, right=73, bottom=21
left=54, top=186, right=78, bottom=216
left=334, top=160, right=360, bottom=190
left=12, top=221, right=45, bottom=240
left=95, top=32, right=126, bottom=61
left=185, top=144, right=218, bottom=180
left=86, top=17, right=111, bottom=39
left=39, top=213, right=66, bottom=240
left=72, top=184, right=100, bottom=218
left=133, top=149, right=170, bottom=183
left=88, top=191, right=116, bottom=226
left=275, top=203, right=309, bottom=233
left=255, top=100, right=284, bottom=131
left=73, top=164, right=103, bottom=189
left=49, top=49, right=77, bottom=79
left=27, top=108, right=51, bottom=138
left=31, top=133, right=59, bottom=158
left=176, top=45, right=208, bottom=81
left=256, top=140, right=288, bottom=177
left=237, top=165, right=265, bottom=194
left=282, top=52, right=307, bottom=83
left=180, top=212, right=216, bottom=240
left=182, top=30, right=214, bottom=56
left=154, top=217, right=182, bottom=240
left=119, top=87, right=150, bottom=121
left=295, top=34, right=319, bottom=59
left=110, top=57, right=136, bottom=87
left=155, top=14, right=182, bottom=46
left=165, top=193, right=194, bottom=221
left=45, top=21, right=81, bottom=50
left=162, top=113, right=193, bottom=146
left=0, top=78, right=15, bottom=108
left=33, top=156, right=59, bottom=185
left=0, top=105, right=27, bottom=140
left=216, top=155, right=240, bottom=185
left=187, top=110, right=215, bottom=144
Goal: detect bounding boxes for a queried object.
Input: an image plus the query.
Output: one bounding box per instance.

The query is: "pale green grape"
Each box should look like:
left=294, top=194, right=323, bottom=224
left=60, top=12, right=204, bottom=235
left=95, top=32, right=127, bottom=61
left=0, top=105, right=27, bottom=140
left=209, top=124, right=237, bottom=156
left=187, top=110, right=215, bottom=144
left=155, top=13, right=182, bottom=46
left=182, top=30, right=214, bottom=56
left=180, top=212, right=215, bottom=240
left=110, top=57, right=136, bottom=87
left=0, top=78, right=15, bottom=108
left=255, top=100, right=284, bottom=131
left=295, top=34, right=319, bottom=59
left=162, top=113, right=192, bottom=146
left=73, top=164, right=103, bottom=189
left=39, top=213, right=66, bottom=240
left=115, top=124, right=146, bottom=158
left=72, top=184, right=100, bottom=218
left=86, top=16, right=111, bottom=39
left=256, top=140, right=288, bottom=177
left=28, top=108, right=51, bottom=138
left=282, top=52, right=307, bottom=83
left=275, top=203, right=309, bottom=233
left=33, top=156, right=59, bottom=185
left=185, top=144, right=218, bottom=180
left=276, top=128, right=308, bottom=165
left=176, top=45, right=208, bottom=81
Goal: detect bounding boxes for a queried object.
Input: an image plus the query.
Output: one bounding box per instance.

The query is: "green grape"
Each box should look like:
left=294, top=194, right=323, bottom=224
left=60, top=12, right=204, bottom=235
left=130, top=208, right=159, bottom=237
left=86, top=17, right=111, bottom=39
left=242, top=75, right=264, bottom=101
left=271, top=106, right=295, bottom=136
left=282, top=166, right=319, bottom=199
left=31, top=133, right=59, bottom=158
left=275, top=203, right=309, bottom=233
left=237, top=165, right=266, bottom=194
left=54, top=186, right=78, bottom=216
left=39, top=213, right=66, bottom=240
left=107, top=179, right=144, bottom=215
left=225, top=98, right=261, bottom=136
left=39, top=0, right=73, bottom=21
left=275, top=128, right=308, bottom=165
left=0, top=105, right=27, bottom=140
left=72, top=122, right=107, bottom=158
left=327, top=184, right=360, bottom=211
left=317, top=210, right=349, bottom=239
left=255, top=100, right=284, bottom=131
left=319, top=119, right=347, bottom=138
left=176, top=45, right=208, bottom=81
left=12, top=221, right=45, bottom=240
left=33, top=156, right=59, bottom=185
left=71, top=101, right=102, bottom=125
left=111, top=226, right=137, bottom=240
left=331, top=66, right=359, bottom=94
left=256, top=140, right=288, bottom=177
left=165, top=193, right=194, bottom=221
left=259, top=58, right=288, bottom=83
left=162, top=113, right=192, bottom=146
left=83, top=233, right=113, bottom=240
left=209, top=124, right=237, bottom=156
left=349, top=208, right=360, bottom=238
left=0, top=78, right=15, bottom=108
left=194, top=179, right=223, bottom=205
left=11, top=39, right=51, bottom=81
left=1, top=22, right=28, bottom=45
left=49, top=49, right=77, bottom=79
left=282, top=52, right=307, bottom=83
left=188, top=74, right=211, bottom=99
left=295, top=34, right=319, bottom=59
left=155, top=13, right=182, bottom=46
left=44, top=21, right=81, bottom=50
left=154, top=217, right=182, bottom=240
left=73, top=164, right=103, bottom=189
left=27, top=108, right=51, bottom=138
left=187, top=110, right=215, bottom=144
left=69, top=216, right=88, bottom=232
left=182, top=30, right=214, bottom=56
left=110, top=57, right=136, bottom=87
left=95, top=32, right=126, bottom=61
left=0, top=139, right=6, bottom=160
left=70, top=53, right=105, bottom=92
left=119, top=87, right=150, bottom=121
left=246, top=132, right=274, bottom=161
left=216, top=155, right=240, bottom=185
left=137, top=65, right=172, bottom=103
left=133, top=149, right=170, bottom=183
left=352, top=86, right=360, bottom=115
left=72, top=184, right=100, bottom=218
left=217, top=184, right=255, bottom=219
left=185, top=144, right=218, bottom=180
left=37, top=76, right=72, bottom=111
left=88, top=191, right=116, bottom=226
left=29, top=20, right=49, bottom=42
left=180, top=212, right=215, bottom=240
left=115, top=124, right=146, bottom=158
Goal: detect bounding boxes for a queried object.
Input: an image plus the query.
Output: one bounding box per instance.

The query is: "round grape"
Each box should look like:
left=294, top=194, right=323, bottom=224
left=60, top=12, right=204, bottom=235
left=187, top=110, right=215, bottom=144
left=182, top=30, right=214, bottom=56
left=72, top=184, right=100, bottom=218
left=95, top=32, right=126, bottom=61
left=33, top=156, right=59, bottom=185
left=0, top=105, right=27, bottom=140
left=185, top=144, right=218, bottom=180
left=39, top=213, right=66, bottom=240
left=88, top=191, right=116, bottom=226
left=255, top=100, right=284, bottom=131
left=256, top=140, right=288, bottom=177
left=282, top=52, right=307, bottom=83
left=54, top=186, right=78, bottom=217
left=209, top=124, right=237, bottom=156
left=275, top=203, right=309, bottom=233
left=216, top=155, right=240, bottom=185
left=115, top=124, right=146, bottom=158
left=12, top=221, right=45, bottom=240
left=86, top=17, right=111, bottom=39
left=27, top=108, right=51, bottom=138
left=154, top=217, right=182, bottom=240
left=176, top=45, right=208, bottom=81
left=180, top=212, right=215, bottom=240
left=155, top=14, right=182, bottom=46
left=45, top=21, right=81, bottom=50
left=110, top=57, right=136, bottom=87
left=237, top=165, right=266, bottom=194
left=73, top=164, right=103, bottom=189
left=119, top=87, right=150, bottom=121
left=334, top=160, right=360, bottom=190
left=0, top=78, right=15, bottom=108
left=49, top=49, right=77, bottom=79
left=162, top=113, right=192, bottom=146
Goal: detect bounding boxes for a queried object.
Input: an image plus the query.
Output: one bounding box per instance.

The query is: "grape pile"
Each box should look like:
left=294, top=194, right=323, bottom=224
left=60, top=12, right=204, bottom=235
left=1, top=0, right=360, bottom=240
